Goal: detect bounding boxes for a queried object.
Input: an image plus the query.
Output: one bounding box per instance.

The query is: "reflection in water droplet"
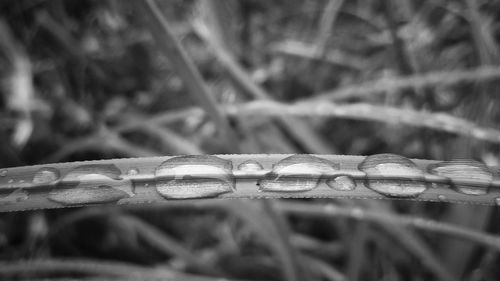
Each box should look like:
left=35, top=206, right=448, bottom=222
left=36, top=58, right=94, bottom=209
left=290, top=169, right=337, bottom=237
left=49, top=185, right=129, bottom=205
left=0, top=170, right=7, bottom=177
left=155, top=155, right=234, bottom=199
left=359, top=154, right=427, bottom=197
left=326, top=176, right=356, bottom=191
left=237, top=160, right=264, bottom=171
left=127, top=168, right=140, bottom=176
left=0, top=189, right=28, bottom=205
left=259, top=155, right=339, bottom=192
left=33, top=167, right=60, bottom=185
left=428, top=160, right=492, bottom=195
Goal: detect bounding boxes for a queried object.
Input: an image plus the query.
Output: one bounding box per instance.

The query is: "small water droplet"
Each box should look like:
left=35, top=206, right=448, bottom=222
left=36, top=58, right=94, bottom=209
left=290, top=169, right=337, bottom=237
left=33, top=167, right=60, bottom=185
left=326, top=175, right=356, bottom=191
left=438, top=194, right=447, bottom=201
left=127, top=168, right=140, bottom=176
left=0, top=170, right=7, bottom=177
left=428, top=160, right=492, bottom=195
left=237, top=160, right=264, bottom=171
left=7, top=179, right=13, bottom=184
left=359, top=154, right=427, bottom=197
left=155, top=155, right=234, bottom=199
left=259, top=155, right=339, bottom=192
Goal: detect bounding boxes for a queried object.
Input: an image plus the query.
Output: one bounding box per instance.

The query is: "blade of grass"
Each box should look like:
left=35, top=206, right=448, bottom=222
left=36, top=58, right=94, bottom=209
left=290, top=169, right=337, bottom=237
left=227, top=100, right=500, bottom=144
left=275, top=201, right=500, bottom=252
left=309, top=66, right=500, bottom=102
left=191, top=7, right=337, bottom=154
left=133, top=0, right=239, bottom=152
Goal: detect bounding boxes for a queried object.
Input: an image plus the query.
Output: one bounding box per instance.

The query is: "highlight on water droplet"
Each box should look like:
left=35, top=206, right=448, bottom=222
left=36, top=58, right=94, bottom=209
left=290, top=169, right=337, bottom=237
left=237, top=160, right=264, bottom=172
left=0, top=170, right=7, bottom=177
left=155, top=155, right=234, bottom=199
left=259, top=155, right=339, bottom=192
left=33, top=167, right=60, bottom=185
left=359, top=154, right=427, bottom=197
left=48, top=184, right=129, bottom=205
left=127, top=167, right=140, bottom=176
left=428, top=160, right=492, bottom=195
left=326, top=175, right=356, bottom=191
left=437, top=194, right=447, bottom=202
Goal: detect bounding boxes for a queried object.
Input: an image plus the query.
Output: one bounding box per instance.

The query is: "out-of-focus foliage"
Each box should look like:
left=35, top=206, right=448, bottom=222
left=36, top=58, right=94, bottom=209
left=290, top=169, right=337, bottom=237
left=1, top=0, right=500, bottom=280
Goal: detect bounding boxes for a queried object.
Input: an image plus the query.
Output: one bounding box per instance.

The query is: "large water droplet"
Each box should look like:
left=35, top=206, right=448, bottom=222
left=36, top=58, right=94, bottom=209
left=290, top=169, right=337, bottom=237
left=326, top=175, right=356, bottom=191
left=50, top=164, right=134, bottom=205
left=155, top=155, right=234, bottom=199
left=359, top=154, right=427, bottom=197
left=33, top=167, right=60, bottom=185
left=0, top=170, right=7, bottom=177
left=428, top=160, right=492, bottom=195
left=259, top=155, right=339, bottom=192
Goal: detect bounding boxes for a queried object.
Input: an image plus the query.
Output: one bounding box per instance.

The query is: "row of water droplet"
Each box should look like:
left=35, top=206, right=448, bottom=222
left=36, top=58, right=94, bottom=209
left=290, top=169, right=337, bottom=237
left=0, top=153, right=498, bottom=207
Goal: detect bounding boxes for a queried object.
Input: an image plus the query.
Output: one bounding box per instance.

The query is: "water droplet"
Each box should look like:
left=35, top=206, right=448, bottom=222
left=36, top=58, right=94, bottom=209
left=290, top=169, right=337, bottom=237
left=0, top=189, right=28, bottom=205
left=127, top=168, right=140, bottom=176
left=428, top=160, right=492, bottom=195
left=7, top=179, right=13, bottom=184
left=259, top=155, right=339, bottom=192
left=237, top=160, right=264, bottom=171
left=53, top=164, right=135, bottom=205
left=359, top=154, right=427, bottom=197
left=326, top=175, right=356, bottom=191
left=155, top=155, right=234, bottom=199
left=438, top=194, right=447, bottom=201
left=49, top=185, right=129, bottom=205
left=0, top=170, right=7, bottom=177
left=33, top=167, right=60, bottom=185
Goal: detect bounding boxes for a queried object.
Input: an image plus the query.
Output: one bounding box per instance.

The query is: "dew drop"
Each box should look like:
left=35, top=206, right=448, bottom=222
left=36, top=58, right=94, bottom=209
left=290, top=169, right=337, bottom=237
left=33, top=167, right=60, bottom=185
left=237, top=160, right=264, bottom=171
left=326, top=175, right=356, bottom=191
left=127, top=168, right=140, bottom=176
left=259, top=155, right=339, bottom=192
left=359, top=154, right=427, bottom=197
left=428, top=160, right=492, bottom=195
left=0, top=170, right=7, bottom=177
left=7, top=179, right=13, bottom=184
left=438, top=194, right=447, bottom=202
left=53, top=164, right=135, bottom=205
left=155, top=155, right=234, bottom=199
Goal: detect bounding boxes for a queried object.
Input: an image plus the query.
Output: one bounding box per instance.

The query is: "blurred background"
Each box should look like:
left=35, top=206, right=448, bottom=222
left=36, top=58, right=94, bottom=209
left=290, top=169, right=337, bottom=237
left=1, top=0, right=500, bottom=280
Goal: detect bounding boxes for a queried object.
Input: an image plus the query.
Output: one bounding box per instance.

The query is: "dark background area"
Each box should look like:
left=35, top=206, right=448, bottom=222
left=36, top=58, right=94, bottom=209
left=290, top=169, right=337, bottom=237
left=1, top=0, right=500, bottom=280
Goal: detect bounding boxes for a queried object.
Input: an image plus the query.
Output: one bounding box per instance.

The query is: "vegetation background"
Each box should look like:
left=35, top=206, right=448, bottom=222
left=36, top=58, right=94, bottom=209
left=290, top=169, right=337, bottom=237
left=1, top=0, right=500, bottom=280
